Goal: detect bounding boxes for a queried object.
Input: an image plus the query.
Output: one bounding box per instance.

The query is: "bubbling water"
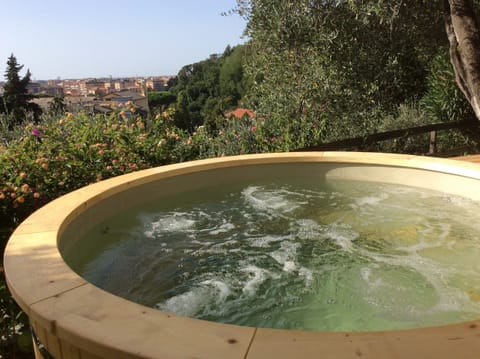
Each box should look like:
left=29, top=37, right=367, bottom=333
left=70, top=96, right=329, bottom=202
left=65, top=179, right=480, bottom=331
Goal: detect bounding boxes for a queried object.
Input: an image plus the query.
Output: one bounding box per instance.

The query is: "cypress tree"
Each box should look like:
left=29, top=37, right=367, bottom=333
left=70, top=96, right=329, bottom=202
left=2, top=54, right=40, bottom=128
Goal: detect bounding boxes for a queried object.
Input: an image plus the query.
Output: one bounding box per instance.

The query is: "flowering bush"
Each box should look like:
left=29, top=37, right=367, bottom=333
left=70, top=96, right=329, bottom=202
left=0, top=107, right=195, bottom=228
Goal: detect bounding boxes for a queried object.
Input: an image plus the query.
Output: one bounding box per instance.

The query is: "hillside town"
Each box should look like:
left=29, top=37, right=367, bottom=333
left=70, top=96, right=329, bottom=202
left=0, top=75, right=175, bottom=114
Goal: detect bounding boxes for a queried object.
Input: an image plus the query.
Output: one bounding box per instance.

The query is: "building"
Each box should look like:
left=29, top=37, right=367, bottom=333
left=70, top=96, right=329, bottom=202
left=145, top=77, right=166, bottom=91
left=84, top=79, right=106, bottom=96
left=27, top=82, right=42, bottom=94
left=226, top=108, right=256, bottom=119
left=43, top=86, right=64, bottom=97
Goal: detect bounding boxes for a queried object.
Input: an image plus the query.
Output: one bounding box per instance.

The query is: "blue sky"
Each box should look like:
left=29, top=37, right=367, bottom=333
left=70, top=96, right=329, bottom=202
left=1, top=0, right=246, bottom=80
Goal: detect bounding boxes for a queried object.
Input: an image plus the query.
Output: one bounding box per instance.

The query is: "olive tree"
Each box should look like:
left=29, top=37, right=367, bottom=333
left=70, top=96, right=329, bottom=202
left=235, top=1, right=448, bottom=145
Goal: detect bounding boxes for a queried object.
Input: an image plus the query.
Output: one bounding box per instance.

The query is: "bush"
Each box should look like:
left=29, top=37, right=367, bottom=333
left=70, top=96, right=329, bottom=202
left=0, top=105, right=198, bottom=229
left=420, top=51, right=476, bottom=123
left=0, top=270, right=32, bottom=359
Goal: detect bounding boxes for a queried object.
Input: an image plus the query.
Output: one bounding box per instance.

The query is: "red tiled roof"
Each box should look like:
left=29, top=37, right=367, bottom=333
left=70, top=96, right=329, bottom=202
left=226, top=108, right=255, bottom=119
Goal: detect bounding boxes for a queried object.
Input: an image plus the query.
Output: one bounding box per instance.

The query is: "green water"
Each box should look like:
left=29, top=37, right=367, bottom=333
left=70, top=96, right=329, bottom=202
left=64, top=179, right=480, bottom=331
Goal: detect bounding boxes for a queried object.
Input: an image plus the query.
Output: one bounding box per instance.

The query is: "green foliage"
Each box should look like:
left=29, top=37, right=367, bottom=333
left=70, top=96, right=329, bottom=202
left=169, top=54, right=222, bottom=131
left=0, top=107, right=197, bottom=229
left=219, top=45, right=249, bottom=106
left=2, top=54, right=41, bottom=128
left=420, top=51, right=476, bottom=123
left=169, top=45, right=249, bottom=133
left=237, top=0, right=447, bottom=140
left=0, top=270, right=32, bottom=359
left=48, top=96, right=67, bottom=116
left=148, top=91, right=176, bottom=111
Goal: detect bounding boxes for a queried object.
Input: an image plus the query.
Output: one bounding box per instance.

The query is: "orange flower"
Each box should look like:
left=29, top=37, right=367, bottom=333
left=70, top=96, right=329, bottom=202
left=41, top=163, right=49, bottom=170
left=19, top=172, right=27, bottom=179
left=16, top=196, right=25, bottom=204
left=21, top=184, right=30, bottom=192
left=0, top=192, right=5, bottom=200
left=33, top=192, right=41, bottom=199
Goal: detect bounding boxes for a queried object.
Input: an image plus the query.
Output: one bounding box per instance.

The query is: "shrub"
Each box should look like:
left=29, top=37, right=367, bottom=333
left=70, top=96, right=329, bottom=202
left=0, top=105, right=196, bottom=229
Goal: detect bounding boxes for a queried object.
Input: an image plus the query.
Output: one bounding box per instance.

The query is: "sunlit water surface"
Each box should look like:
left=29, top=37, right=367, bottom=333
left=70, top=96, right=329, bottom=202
left=65, top=179, right=480, bottom=331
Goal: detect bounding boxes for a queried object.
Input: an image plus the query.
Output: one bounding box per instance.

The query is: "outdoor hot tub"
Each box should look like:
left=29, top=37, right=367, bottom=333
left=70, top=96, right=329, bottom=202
left=5, top=152, right=480, bottom=359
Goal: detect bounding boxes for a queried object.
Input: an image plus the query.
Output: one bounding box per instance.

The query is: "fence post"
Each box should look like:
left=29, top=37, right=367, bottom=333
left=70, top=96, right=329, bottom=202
left=429, top=131, right=437, bottom=154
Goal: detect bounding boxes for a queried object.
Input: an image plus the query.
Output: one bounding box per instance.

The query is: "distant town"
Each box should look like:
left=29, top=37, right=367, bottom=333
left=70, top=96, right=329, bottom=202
left=0, top=76, right=176, bottom=115
left=0, top=76, right=175, bottom=97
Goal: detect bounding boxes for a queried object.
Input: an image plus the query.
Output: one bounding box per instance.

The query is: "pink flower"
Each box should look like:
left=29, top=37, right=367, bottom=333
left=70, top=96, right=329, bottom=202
left=31, top=128, right=42, bottom=141
left=250, top=126, right=257, bottom=132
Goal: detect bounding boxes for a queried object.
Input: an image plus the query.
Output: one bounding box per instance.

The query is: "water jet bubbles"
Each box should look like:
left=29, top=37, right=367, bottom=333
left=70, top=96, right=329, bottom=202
left=73, top=179, right=480, bottom=331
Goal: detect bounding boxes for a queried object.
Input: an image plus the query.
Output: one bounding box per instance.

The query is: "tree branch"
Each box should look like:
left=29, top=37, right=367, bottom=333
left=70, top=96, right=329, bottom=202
left=445, top=0, right=480, bottom=121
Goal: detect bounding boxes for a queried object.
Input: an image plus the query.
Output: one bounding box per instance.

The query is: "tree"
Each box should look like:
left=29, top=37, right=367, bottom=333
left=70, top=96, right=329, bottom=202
left=48, top=96, right=67, bottom=116
left=2, top=54, right=40, bottom=128
left=236, top=1, right=480, bottom=131
left=234, top=1, right=448, bottom=145
left=169, top=46, right=249, bottom=133
left=444, top=0, right=480, bottom=121
left=148, top=91, right=176, bottom=111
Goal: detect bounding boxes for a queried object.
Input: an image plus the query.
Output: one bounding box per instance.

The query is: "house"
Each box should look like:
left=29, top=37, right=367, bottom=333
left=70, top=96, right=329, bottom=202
left=225, top=108, right=255, bottom=119
left=27, top=82, right=42, bottom=94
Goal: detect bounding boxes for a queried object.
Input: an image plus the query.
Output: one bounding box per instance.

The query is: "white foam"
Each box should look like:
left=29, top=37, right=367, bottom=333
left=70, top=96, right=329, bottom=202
left=356, top=192, right=388, bottom=206
left=283, top=261, right=297, bottom=272
left=201, top=279, right=231, bottom=302
left=270, top=241, right=300, bottom=267
left=209, top=222, right=235, bottom=235
left=156, top=280, right=231, bottom=316
left=298, top=267, right=314, bottom=284
left=324, top=223, right=358, bottom=251
left=242, top=186, right=299, bottom=214
left=295, top=219, right=323, bottom=240
left=156, top=287, right=210, bottom=317
left=145, top=213, right=196, bottom=237
left=241, top=265, right=269, bottom=296
left=250, top=235, right=286, bottom=247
